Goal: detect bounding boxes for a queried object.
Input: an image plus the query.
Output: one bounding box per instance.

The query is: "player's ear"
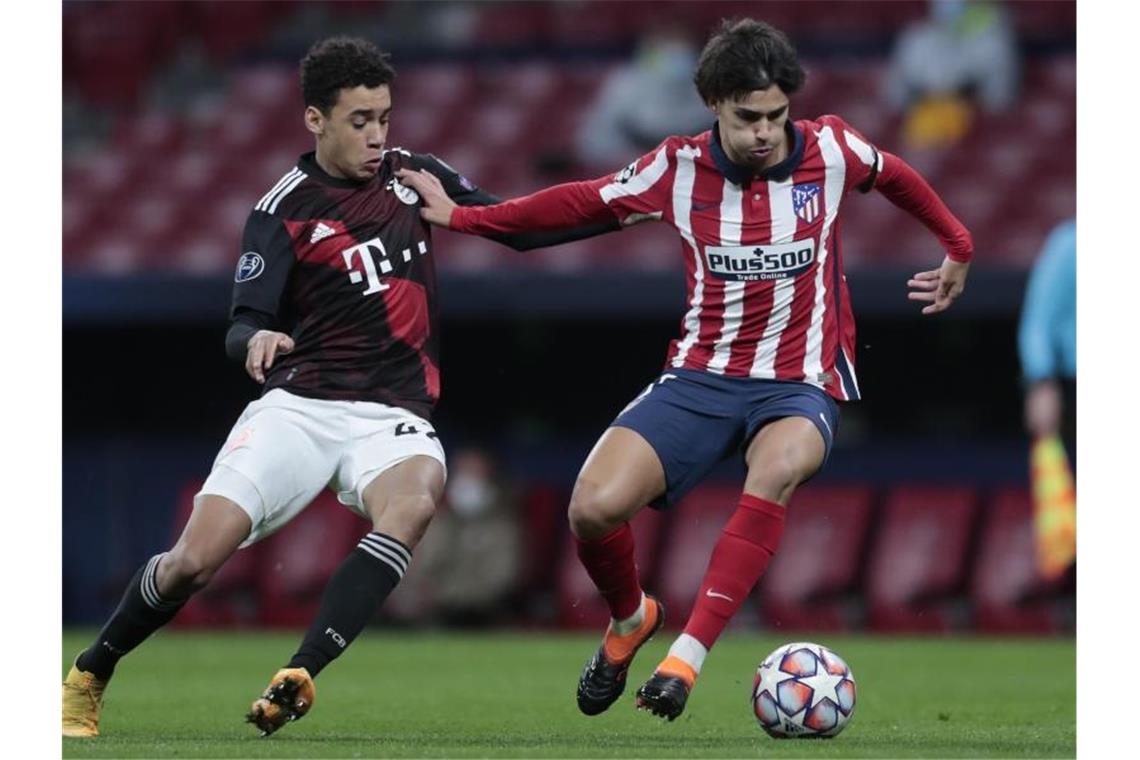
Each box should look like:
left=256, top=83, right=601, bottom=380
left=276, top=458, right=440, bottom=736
left=304, top=106, right=326, bottom=137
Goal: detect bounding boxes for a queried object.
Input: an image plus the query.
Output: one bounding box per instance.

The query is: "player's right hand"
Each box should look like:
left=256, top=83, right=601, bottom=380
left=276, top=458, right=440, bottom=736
left=395, top=168, right=456, bottom=228
left=245, top=330, right=294, bottom=384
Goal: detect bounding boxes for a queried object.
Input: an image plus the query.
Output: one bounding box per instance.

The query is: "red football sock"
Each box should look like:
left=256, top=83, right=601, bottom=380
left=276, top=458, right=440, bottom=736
left=683, top=494, right=786, bottom=650
left=574, top=522, right=643, bottom=621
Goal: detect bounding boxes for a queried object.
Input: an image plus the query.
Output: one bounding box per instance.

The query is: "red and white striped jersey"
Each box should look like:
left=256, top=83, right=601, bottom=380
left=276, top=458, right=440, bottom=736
left=449, top=114, right=972, bottom=402
left=588, top=115, right=879, bottom=400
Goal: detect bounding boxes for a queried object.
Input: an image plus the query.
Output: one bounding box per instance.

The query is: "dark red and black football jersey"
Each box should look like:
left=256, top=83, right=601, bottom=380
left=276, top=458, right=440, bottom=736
left=231, top=148, right=617, bottom=420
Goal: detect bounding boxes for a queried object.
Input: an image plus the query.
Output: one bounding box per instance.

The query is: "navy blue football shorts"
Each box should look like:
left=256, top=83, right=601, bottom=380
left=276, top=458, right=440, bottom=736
left=612, top=368, right=840, bottom=510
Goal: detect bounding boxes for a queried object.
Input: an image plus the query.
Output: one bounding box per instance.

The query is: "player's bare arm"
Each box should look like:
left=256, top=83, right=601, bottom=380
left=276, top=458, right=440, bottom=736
left=906, top=257, right=971, bottom=315
left=397, top=168, right=457, bottom=227
left=245, top=330, right=295, bottom=384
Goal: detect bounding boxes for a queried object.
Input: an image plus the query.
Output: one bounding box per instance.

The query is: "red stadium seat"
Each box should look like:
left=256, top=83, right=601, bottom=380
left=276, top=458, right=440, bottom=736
left=759, top=485, right=874, bottom=632
left=186, top=1, right=282, bottom=60
left=256, top=491, right=370, bottom=627
left=170, top=479, right=265, bottom=628
left=397, top=66, right=475, bottom=111
left=1009, top=0, right=1076, bottom=36
left=971, top=487, right=1072, bottom=634
left=472, top=3, right=552, bottom=46
left=557, top=506, right=665, bottom=629
left=655, top=484, right=742, bottom=630
left=865, top=485, right=978, bottom=633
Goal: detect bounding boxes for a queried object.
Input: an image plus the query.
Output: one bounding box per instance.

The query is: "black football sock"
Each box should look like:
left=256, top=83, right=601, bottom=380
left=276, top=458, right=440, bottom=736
left=287, top=532, right=410, bottom=677
left=75, top=553, right=188, bottom=681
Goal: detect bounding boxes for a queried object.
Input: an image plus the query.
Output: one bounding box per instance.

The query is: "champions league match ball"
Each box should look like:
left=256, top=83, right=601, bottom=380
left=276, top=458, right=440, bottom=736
left=752, top=642, right=857, bottom=738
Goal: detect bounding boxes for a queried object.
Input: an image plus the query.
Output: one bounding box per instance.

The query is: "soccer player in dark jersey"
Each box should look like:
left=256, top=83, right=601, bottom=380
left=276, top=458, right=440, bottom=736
left=61, top=37, right=617, bottom=739
left=400, top=18, right=972, bottom=722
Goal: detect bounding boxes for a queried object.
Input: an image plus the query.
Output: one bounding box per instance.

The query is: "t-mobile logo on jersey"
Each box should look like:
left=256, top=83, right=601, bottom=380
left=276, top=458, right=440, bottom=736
left=341, top=237, right=429, bottom=296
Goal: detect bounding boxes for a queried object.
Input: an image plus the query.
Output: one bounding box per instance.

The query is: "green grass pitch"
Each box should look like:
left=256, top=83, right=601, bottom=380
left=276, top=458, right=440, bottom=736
left=62, top=629, right=1074, bottom=758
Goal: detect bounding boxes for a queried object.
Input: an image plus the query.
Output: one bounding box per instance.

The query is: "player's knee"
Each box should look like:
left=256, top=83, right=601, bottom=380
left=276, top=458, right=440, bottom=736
left=377, top=492, right=437, bottom=536
left=745, top=452, right=810, bottom=505
left=567, top=480, right=623, bottom=540
left=159, top=548, right=221, bottom=595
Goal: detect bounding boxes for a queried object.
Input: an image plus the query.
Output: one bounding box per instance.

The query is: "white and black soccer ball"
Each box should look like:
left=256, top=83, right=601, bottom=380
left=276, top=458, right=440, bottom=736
left=752, top=641, right=856, bottom=738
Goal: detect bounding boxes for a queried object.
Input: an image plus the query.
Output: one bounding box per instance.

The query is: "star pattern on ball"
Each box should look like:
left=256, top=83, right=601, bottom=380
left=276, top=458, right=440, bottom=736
left=797, top=665, right=845, bottom=709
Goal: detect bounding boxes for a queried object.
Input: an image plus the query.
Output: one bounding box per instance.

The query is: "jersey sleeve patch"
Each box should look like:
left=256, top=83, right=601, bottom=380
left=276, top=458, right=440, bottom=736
left=598, top=143, right=671, bottom=205
left=235, top=252, right=265, bottom=282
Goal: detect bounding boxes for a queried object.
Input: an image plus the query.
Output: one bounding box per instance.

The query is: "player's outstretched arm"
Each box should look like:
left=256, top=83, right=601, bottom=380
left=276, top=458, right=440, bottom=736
left=906, top=257, right=970, bottom=315
left=872, top=152, right=973, bottom=315
left=400, top=154, right=622, bottom=251
left=874, top=152, right=974, bottom=263
left=397, top=168, right=617, bottom=237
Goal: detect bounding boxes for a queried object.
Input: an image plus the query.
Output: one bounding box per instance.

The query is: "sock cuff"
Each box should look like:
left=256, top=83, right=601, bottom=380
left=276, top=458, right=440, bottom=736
left=574, top=521, right=633, bottom=554
left=726, top=495, right=786, bottom=553
left=667, top=632, right=709, bottom=674
left=738, top=493, right=785, bottom=517
left=139, top=553, right=183, bottom=612
left=356, top=532, right=412, bottom=579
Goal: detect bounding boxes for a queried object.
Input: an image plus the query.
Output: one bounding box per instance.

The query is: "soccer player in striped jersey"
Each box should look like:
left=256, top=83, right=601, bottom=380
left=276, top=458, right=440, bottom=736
left=399, top=18, right=972, bottom=721
left=61, top=37, right=617, bottom=739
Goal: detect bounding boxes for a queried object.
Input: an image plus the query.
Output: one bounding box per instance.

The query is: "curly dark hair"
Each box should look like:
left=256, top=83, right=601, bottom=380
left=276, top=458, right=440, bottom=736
left=694, top=19, right=806, bottom=105
left=300, top=36, right=396, bottom=114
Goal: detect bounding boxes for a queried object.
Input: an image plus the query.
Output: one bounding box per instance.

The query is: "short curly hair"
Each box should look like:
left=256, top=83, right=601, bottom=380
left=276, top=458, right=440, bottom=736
left=300, top=36, right=396, bottom=114
left=694, top=19, right=806, bottom=105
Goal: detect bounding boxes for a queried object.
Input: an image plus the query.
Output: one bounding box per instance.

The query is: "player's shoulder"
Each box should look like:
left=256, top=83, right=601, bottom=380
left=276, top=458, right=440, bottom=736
left=381, top=146, right=464, bottom=175
left=390, top=148, right=481, bottom=196
left=662, top=130, right=713, bottom=156
left=380, top=146, right=417, bottom=170
left=808, top=113, right=854, bottom=131
left=794, top=114, right=856, bottom=144
left=808, top=114, right=881, bottom=148
left=249, top=159, right=320, bottom=220
left=390, top=148, right=454, bottom=177
left=622, top=132, right=712, bottom=176
left=800, top=114, right=881, bottom=166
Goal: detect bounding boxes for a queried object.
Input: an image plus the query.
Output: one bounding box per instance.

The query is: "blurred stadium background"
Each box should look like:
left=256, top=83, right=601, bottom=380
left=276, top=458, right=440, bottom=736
left=63, top=0, right=1076, bottom=640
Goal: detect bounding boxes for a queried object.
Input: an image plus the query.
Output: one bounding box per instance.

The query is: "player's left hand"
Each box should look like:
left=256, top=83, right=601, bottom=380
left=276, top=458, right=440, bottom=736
left=395, top=168, right=457, bottom=228
left=907, top=256, right=970, bottom=315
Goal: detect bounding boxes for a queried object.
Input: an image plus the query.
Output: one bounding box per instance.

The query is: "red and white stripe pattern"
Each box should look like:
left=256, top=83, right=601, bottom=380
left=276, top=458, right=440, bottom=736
left=597, top=116, right=874, bottom=401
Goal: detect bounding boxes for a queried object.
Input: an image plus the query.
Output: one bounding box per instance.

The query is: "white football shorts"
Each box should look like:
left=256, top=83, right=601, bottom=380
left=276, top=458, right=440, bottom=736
left=195, top=389, right=446, bottom=547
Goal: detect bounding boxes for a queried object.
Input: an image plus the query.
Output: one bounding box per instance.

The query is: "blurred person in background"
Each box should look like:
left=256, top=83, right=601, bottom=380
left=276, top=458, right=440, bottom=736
left=883, top=0, right=1019, bottom=150
left=383, top=448, right=523, bottom=626
left=420, top=448, right=523, bottom=625
left=1018, top=217, right=1076, bottom=580
left=62, top=37, right=618, bottom=740
left=575, top=23, right=710, bottom=171
left=401, top=17, right=973, bottom=722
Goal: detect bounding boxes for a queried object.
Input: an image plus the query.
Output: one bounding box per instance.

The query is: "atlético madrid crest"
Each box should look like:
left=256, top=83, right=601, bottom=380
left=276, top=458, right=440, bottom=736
left=793, top=183, right=822, bottom=224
